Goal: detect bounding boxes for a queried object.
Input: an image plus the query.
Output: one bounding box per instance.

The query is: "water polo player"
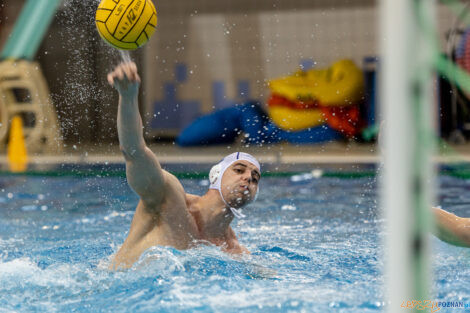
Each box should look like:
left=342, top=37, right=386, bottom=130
left=107, top=62, right=261, bottom=270
left=433, top=207, right=470, bottom=247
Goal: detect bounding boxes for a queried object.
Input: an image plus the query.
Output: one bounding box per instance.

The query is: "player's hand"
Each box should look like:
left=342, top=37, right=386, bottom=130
left=107, top=62, right=141, bottom=99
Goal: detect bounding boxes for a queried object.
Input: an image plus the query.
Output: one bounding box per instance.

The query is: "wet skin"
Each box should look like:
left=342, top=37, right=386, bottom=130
left=433, top=207, right=470, bottom=247
left=107, top=62, right=259, bottom=270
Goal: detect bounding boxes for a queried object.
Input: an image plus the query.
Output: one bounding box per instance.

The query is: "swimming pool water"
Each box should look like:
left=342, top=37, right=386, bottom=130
left=0, top=173, right=469, bottom=312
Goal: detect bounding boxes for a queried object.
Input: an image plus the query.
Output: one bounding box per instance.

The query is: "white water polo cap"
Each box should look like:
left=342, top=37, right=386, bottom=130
left=209, top=152, right=261, bottom=218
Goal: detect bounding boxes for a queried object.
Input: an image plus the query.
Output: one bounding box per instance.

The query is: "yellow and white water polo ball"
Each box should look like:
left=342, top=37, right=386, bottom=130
left=95, top=0, right=157, bottom=50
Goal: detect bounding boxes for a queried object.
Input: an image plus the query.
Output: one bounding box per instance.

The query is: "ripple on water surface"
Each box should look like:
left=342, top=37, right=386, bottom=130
left=0, top=175, right=469, bottom=312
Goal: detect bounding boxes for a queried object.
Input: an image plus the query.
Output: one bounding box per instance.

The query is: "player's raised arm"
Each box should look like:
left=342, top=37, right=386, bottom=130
left=108, top=62, right=165, bottom=210
left=433, top=207, right=470, bottom=247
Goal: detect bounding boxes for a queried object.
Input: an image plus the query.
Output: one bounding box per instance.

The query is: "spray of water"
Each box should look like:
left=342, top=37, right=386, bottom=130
left=46, top=0, right=138, bottom=143
left=119, top=50, right=132, bottom=63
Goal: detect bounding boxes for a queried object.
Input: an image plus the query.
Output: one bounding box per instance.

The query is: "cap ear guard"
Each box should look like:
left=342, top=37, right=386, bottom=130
left=209, top=164, right=222, bottom=185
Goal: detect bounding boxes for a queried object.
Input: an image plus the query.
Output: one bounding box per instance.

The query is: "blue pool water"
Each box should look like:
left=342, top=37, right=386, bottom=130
left=0, top=172, right=469, bottom=312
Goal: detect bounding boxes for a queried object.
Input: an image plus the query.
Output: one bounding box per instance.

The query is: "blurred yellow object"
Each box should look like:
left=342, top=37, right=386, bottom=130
left=268, top=59, right=365, bottom=106
left=268, top=106, right=325, bottom=131
left=7, top=116, right=28, bottom=172
left=0, top=60, right=63, bottom=153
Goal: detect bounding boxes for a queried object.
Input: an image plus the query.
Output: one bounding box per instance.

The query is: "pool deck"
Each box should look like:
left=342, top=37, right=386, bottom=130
left=3, top=141, right=376, bottom=165
left=1, top=140, right=470, bottom=169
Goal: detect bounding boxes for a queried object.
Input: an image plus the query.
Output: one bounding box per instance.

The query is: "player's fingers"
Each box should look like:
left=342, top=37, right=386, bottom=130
left=107, top=73, right=115, bottom=86
left=122, top=63, right=134, bottom=81
left=135, top=73, right=141, bottom=83
left=129, top=62, right=138, bottom=78
left=116, top=67, right=125, bottom=80
left=123, top=62, right=138, bottom=82
left=130, top=62, right=137, bottom=71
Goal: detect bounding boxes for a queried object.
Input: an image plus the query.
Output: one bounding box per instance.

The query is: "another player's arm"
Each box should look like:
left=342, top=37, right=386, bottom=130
left=433, top=207, right=470, bottom=247
left=108, top=62, right=165, bottom=210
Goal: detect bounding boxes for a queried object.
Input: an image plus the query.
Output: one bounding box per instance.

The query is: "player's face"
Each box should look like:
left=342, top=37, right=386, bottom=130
left=220, top=161, right=260, bottom=208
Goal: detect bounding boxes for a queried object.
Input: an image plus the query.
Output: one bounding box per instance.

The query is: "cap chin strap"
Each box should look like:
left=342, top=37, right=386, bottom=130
left=219, top=190, right=247, bottom=218
left=209, top=163, right=247, bottom=219
left=229, top=207, right=246, bottom=219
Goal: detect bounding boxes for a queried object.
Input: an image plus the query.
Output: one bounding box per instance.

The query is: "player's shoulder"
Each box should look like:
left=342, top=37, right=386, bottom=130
left=161, top=170, right=185, bottom=192
left=185, top=193, right=201, bottom=207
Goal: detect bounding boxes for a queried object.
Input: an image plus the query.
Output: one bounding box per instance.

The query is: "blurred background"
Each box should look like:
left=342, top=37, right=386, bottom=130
left=0, top=0, right=467, bottom=157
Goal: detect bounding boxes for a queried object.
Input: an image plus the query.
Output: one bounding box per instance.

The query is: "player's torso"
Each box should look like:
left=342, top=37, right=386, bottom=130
left=112, top=177, right=200, bottom=269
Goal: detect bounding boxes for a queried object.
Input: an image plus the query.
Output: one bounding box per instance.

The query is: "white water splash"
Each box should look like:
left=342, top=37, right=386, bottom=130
left=119, top=50, right=132, bottom=63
